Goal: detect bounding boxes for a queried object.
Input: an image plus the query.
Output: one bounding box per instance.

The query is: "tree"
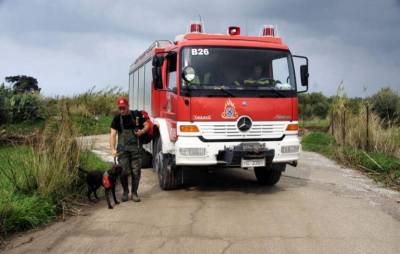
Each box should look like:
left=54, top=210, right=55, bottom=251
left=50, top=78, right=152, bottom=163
left=5, top=75, right=41, bottom=93
left=298, top=92, right=330, bottom=119
left=369, top=87, right=399, bottom=126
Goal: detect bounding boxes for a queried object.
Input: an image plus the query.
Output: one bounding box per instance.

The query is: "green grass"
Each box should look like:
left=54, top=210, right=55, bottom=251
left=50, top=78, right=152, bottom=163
left=301, top=132, right=336, bottom=158
left=80, top=150, right=111, bottom=170
left=299, top=118, right=330, bottom=131
left=302, top=132, right=400, bottom=188
left=0, top=119, right=45, bottom=135
left=0, top=193, right=55, bottom=234
left=0, top=115, right=112, bottom=140
left=0, top=145, right=108, bottom=236
left=72, top=115, right=113, bottom=136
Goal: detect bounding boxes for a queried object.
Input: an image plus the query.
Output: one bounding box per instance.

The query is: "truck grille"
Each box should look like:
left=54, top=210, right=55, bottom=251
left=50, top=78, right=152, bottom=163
left=198, top=122, right=286, bottom=140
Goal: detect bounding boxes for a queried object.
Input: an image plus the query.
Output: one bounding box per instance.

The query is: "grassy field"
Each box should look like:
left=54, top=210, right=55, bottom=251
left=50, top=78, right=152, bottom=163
left=299, top=118, right=330, bottom=131
left=0, top=145, right=110, bottom=236
left=302, top=132, right=400, bottom=188
left=1, top=115, right=112, bottom=138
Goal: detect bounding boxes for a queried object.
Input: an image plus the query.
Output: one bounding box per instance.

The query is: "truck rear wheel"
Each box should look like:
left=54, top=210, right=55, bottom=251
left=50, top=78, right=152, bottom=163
left=254, top=164, right=285, bottom=186
left=152, top=136, right=182, bottom=190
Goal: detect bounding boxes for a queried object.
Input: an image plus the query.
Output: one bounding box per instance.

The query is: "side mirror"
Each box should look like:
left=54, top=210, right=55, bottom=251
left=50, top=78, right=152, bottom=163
left=152, top=56, right=164, bottom=89
left=300, top=65, right=309, bottom=87
left=181, top=66, right=196, bottom=83
left=292, top=55, right=309, bottom=93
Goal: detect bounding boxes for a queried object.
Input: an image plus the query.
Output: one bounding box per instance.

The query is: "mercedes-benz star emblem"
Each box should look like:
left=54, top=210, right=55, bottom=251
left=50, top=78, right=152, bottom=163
left=237, top=116, right=252, bottom=132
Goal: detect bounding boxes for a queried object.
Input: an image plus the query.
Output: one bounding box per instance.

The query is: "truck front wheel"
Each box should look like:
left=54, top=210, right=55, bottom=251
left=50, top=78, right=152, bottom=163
left=152, top=136, right=182, bottom=190
left=254, top=164, right=285, bottom=186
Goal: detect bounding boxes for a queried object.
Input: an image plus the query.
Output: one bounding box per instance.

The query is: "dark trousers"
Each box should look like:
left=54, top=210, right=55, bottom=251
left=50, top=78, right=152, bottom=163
left=118, top=150, right=142, bottom=193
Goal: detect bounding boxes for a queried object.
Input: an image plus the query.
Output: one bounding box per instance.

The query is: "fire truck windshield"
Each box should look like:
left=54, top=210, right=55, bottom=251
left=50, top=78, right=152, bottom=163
left=181, top=47, right=296, bottom=97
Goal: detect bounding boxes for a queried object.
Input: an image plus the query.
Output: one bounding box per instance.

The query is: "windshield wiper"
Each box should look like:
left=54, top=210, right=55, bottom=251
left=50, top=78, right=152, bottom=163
left=213, top=86, right=236, bottom=97
left=244, top=88, right=287, bottom=97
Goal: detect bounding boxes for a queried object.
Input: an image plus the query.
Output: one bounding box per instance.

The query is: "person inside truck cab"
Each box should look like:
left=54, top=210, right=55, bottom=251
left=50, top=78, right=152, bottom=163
left=244, top=65, right=274, bottom=86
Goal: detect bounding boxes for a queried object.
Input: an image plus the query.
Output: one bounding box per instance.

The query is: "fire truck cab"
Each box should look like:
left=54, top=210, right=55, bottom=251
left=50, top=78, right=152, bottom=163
left=129, top=23, right=309, bottom=190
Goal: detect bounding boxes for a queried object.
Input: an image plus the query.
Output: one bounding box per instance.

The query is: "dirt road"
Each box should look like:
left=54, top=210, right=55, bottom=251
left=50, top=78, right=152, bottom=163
left=4, top=135, right=400, bottom=254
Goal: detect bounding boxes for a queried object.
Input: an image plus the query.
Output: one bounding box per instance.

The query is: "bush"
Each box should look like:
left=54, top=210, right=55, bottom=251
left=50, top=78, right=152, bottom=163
left=0, top=104, right=112, bottom=235
left=0, top=84, right=45, bottom=124
left=299, top=92, right=330, bottom=120
left=0, top=106, right=82, bottom=199
left=62, top=86, right=126, bottom=117
left=330, top=93, right=399, bottom=155
left=369, top=87, right=399, bottom=126
left=8, top=92, right=45, bottom=123
left=0, top=84, right=13, bottom=124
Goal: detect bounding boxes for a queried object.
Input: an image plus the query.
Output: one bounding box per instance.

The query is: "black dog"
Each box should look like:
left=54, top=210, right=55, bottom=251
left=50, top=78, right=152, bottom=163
left=79, top=165, right=123, bottom=209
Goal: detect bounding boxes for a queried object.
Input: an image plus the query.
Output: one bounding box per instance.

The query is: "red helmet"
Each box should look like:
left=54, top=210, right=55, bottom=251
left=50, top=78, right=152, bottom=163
left=116, top=97, right=128, bottom=108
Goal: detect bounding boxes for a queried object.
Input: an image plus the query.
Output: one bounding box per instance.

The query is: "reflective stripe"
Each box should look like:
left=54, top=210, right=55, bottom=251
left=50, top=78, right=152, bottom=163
left=244, top=79, right=256, bottom=85
left=257, top=79, right=270, bottom=85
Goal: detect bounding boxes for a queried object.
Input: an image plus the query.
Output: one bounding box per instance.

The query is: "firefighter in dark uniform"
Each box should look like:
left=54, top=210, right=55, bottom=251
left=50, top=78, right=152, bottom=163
left=110, top=97, right=149, bottom=202
left=244, top=65, right=273, bottom=86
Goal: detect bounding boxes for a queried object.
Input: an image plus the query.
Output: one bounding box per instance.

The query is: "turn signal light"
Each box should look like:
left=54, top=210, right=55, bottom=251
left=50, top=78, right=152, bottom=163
left=180, top=125, right=199, bottom=132
left=286, top=124, right=299, bottom=131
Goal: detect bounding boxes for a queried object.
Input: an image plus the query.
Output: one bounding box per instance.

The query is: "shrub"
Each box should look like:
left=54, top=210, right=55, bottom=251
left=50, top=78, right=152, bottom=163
left=0, top=84, right=13, bottom=124
left=64, top=86, right=126, bottom=117
left=299, top=92, right=330, bottom=120
left=0, top=84, right=45, bottom=124
left=330, top=92, right=399, bottom=156
left=0, top=103, right=83, bottom=199
left=8, top=92, right=45, bottom=123
left=370, top=87, right=399, bottom=126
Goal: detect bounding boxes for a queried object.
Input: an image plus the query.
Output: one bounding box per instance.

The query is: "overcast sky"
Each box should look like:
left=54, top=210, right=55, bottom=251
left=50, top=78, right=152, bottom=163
left=0, top=0, right=399, bottom=97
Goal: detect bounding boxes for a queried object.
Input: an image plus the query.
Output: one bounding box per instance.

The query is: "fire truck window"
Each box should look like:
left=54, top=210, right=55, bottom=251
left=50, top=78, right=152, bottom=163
left=129, top=73, right=134, bottom=109
left=144, top=61, right=152, bottom=114
left=138, top=66, right=145, bottom=109
left=272, top=57, right=292, bottom=90
left=167, top=54, right=177, bottom=92
left=181, top=47, right=296, bottom=96
left=133, top=70, right=138, bottom=109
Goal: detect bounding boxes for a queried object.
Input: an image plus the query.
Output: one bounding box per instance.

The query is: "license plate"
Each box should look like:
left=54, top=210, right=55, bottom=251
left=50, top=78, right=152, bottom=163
left=241, top=158, right=265, bottom=168
left=241, top=143, right=265, bottom=152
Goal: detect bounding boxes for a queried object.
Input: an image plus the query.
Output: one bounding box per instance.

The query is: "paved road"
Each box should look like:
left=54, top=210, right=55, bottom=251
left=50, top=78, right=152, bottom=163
left=4, top=135, right=400, bottom=254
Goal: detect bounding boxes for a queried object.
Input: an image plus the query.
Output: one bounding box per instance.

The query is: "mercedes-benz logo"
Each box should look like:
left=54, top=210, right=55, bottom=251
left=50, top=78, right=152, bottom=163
left=237, top=116, right=252, bottom=132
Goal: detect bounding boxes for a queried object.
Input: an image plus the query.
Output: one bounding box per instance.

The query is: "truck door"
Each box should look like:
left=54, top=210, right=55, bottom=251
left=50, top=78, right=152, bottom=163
left=163, top=52, right=178, bottom=141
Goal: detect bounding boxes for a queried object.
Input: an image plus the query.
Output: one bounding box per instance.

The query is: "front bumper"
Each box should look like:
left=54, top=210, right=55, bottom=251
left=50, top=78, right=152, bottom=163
left=174, top=134, right=300, bottom=166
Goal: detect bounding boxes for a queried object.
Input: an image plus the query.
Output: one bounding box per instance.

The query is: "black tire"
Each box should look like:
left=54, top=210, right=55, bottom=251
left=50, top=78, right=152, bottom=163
left=141, top=150, right=153, bottom=168
left=254, top=164, right=285, bottom=186
left=152, top=136, right=182, bottom=190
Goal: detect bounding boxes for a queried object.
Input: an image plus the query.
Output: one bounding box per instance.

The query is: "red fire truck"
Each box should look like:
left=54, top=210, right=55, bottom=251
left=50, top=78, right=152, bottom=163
left=129, top=23, right=309, bottom=190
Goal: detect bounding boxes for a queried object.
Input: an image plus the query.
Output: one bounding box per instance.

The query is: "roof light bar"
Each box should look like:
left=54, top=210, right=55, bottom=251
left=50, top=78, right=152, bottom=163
left=261, top=25, right=276, bottom=37
left=228, top=26, right=241, bottom=36
left=188, top=21, right=204, bottom=33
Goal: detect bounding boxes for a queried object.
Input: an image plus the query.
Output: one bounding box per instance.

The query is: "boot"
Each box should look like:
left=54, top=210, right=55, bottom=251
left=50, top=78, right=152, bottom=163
left=131, top=177, right=141, bottom=202
left=120, top=175, right=129, bottom=202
